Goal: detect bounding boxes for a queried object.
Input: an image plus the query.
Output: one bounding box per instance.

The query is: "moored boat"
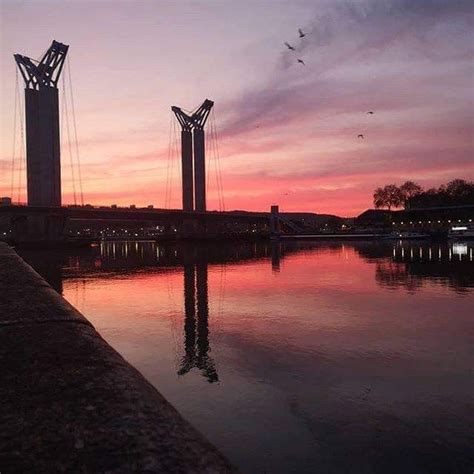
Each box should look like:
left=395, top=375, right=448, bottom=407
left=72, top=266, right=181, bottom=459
left=448, top=224, right=474, bottom=240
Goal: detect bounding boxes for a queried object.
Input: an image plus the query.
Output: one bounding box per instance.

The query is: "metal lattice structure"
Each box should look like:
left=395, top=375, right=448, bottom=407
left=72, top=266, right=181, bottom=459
left=171, top=99, right=214, bottom=131
left=171, top=106, right=194, bottom=132
left=14, top=41, right=69, bottom=90
left=190, top=99, right=213, bottom=130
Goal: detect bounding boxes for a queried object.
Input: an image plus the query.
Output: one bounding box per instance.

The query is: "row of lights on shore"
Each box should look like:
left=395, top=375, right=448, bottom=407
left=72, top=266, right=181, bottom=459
left=392, top=219, right=472, bottom=225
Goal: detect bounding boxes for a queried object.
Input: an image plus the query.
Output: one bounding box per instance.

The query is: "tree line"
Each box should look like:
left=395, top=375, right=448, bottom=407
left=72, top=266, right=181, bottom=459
left=373, top=179, right=474, bottom=210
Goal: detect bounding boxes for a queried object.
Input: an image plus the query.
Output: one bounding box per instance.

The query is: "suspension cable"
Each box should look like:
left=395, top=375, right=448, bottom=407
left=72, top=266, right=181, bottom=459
left=208, top=114, right=221, bottom=211
left=215, top=114, right=225, bottom=211
left=168, top=118, right=176, bottom=209
left=60, top=81, right=67, bottom=206
left=177, top=120, right=182, bottom=208
left=211, top=109, right=225, bottom=211
left=206, top=114, right=215, bottom=209
left=213, top=115, right=224, bottom=211
left=67, top=57, right=84, bottom=206
left=205, top=119, right=212, bottom=196
left=171, top=117, right=180, bottom=208
left=210, top=111, right=222, bottom=211
left=62, top=73, right=77, bottom=205
left=60, top=75, right=72, bottom=205
left=165, top=113, right=173, bottom=208
left=17, top=84, right=26, bottom=204
left=10, top=69, right=19, bottom=199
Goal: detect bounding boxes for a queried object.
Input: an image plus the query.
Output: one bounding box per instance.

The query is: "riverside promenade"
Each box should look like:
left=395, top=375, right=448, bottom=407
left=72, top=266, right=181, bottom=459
left=0, top=242, right=235, bottom=472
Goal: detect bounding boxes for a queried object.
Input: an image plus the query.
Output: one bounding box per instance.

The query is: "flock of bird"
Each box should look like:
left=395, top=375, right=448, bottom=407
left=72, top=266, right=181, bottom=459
left=358, top=111, right=375, bottom=139
left=284, top=28, right=375, bottom=140
left=284, top=28, right=307, bottom=65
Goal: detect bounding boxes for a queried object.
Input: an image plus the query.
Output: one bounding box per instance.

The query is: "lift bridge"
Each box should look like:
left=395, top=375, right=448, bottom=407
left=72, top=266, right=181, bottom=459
left=1, top=40, right=286, bottom=244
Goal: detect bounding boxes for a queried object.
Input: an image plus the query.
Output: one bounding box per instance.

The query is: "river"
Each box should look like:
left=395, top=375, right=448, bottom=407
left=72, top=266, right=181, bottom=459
left=19, top=240, right=474, bottom=473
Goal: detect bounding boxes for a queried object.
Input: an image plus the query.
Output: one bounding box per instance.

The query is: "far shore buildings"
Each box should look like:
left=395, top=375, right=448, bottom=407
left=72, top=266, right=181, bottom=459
left=356, top=205, right=474, bottom=229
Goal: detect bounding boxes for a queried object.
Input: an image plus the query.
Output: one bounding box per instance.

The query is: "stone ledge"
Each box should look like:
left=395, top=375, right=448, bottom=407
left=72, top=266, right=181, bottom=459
left=0, top=243, right=235, bottom=472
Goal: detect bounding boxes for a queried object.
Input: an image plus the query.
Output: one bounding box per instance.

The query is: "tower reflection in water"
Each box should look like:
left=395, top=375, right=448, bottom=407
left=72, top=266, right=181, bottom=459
left=17, top=239, right=474, bottom=390
left=179, top=263, right=218, bottom=383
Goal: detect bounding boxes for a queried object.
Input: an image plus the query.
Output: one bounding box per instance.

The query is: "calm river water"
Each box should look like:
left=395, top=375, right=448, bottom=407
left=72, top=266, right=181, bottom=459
left=20, top=240, right=473, bottom=473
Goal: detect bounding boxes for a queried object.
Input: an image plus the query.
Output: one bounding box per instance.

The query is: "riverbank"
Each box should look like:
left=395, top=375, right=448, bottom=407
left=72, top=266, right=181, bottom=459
left=0, top=242, right=235, bottom=472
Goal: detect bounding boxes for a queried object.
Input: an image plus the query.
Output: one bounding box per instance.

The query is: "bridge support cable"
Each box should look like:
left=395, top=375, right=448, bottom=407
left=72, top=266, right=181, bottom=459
left=66, top=57, right=84, bottom=206
left=16, top=82, right=26, bottom=204
left=210, top=109, right=225, bottom=211
left=207, top=116, right=220, bottom=211
left=164, top=117, right=181, bottom=209
left=200, top=108, right=224, bottom=212
left=10, top=70, right=19, bottom=200
left=61, top=73, right=77, bottom=205
left=166, top=118, right=180, bottom=209
left=215, top=116, right=225, bottom=211
left=174, top=119, right=182, bottom=208
left=10, top=70, right=26, bottom=204
left=164, top=113, right=173, bottom=208
left=192, top=100, right=213, bottom=213
left=212, top=111, right=225, bottom=211
left=205, top=117, right=217, bottom=209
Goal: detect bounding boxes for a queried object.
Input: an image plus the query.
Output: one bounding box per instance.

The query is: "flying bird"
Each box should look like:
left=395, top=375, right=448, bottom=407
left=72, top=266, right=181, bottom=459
left=298, top=28, right=306, bottom=38
left=284, top=42, right=295, bottom=51
left=367, top=111, right=374, bottom=114
left=297, top=58, right=305, bottom=65
left=357, top=134, right=364, bottom=139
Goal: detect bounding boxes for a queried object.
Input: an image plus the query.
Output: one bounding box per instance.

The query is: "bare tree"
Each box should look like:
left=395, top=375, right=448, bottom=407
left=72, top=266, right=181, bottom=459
left=373, top=184, right=404, bottom=210
left=385, top=184, right=403, bottom=210
left=373, top=187, right=388, bottom=209
left=400, top=181, right=423, bottom=208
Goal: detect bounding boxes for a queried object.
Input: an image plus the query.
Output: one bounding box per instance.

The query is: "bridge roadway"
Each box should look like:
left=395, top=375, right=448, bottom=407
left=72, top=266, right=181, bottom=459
left=0, top=205, right=270, bottom=221
left=0, top=205, right=273, bottom=243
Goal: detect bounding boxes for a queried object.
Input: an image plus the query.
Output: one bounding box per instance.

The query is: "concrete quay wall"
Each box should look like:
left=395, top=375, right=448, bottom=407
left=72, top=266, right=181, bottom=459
left=0, top=242, right=235, bottom=472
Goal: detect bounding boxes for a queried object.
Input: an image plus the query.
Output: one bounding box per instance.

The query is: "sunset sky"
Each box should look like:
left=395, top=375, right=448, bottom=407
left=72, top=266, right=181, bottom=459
left=1, top=0, right=473, bottom=216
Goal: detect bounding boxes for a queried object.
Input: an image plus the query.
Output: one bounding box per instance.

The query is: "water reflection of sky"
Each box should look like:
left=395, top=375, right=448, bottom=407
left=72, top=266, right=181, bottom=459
left=20, top=241, right=474, bottom=473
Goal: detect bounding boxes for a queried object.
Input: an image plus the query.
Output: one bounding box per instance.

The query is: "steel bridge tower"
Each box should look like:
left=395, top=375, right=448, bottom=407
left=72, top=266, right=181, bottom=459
left=172, top=99, right=214, bottom=212
left=171, top=107, right=194, bottom=212
left=14, top=40, right=68, bottom=207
